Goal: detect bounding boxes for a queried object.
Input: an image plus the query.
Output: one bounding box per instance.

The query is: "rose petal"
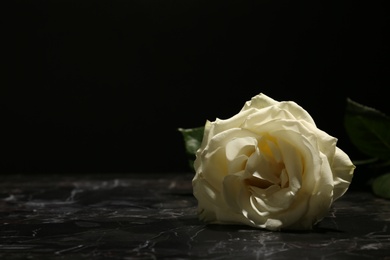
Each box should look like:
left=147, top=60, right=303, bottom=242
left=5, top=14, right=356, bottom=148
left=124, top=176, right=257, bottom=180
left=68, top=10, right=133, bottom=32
left=300, top=120, right=338, bottom=161
left=277, top=101, right=316, bottom=126
left=197, top=128, right=259, bottom=191
left=275, top=136, right=304, bottom=192
left=250, top=185, right=294, bottom=212
left=226, top=136, right=257, bottom=174
left=240, top=93, right=279, bottom=112
left=242, top=106, right=296, bottom=130
left=292, top=153, right=334, bottom=229
left=221, top=174, right=266, bottom=227
left=246, top=144, right=281, bottom=186
left=331, top=147, right=355, bottom=200
left=208, top=108, right=256, bottom=138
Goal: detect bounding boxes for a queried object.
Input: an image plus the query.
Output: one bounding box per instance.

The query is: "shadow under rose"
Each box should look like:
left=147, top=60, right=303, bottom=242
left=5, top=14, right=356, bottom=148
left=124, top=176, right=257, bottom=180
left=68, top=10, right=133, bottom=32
left=204, top=223, right=344, bottom=234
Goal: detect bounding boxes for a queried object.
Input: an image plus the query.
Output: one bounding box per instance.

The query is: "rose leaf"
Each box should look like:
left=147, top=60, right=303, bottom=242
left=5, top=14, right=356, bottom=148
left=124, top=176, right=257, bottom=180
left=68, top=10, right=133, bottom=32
left=372, top=173, right=390, bottom=199
left=178, top=126, right=204, bottom=169
left=178, top=126, right=204, bottom=156
left=344, top=98, right=390, bottom=161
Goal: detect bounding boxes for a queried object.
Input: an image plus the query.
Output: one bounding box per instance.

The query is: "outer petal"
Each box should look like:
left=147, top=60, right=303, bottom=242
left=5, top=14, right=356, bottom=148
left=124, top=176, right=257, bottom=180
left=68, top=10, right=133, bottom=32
left=241, top=93, right=316, bottom=126
left=196, top=120, right=212, bottom=153
left=291, top=153, right=334, bottom=230
left=276, top=101, right=316, bottom=126
left=300, top=120, right=338, bottom=161
left=192, top=176, right=218, bottom=222
left=209, top=108, right=257, bottom=138
left=194, top=128, right=259, bottom=193
left=331, top=147, right=356, bottom=200
left=240, top=93, right=278, bottom=112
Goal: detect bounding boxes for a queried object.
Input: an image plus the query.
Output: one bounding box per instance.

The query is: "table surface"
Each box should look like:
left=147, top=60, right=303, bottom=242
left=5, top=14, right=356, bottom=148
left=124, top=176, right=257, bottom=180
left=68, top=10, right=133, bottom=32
left=1, top=173, right=389, bottom=259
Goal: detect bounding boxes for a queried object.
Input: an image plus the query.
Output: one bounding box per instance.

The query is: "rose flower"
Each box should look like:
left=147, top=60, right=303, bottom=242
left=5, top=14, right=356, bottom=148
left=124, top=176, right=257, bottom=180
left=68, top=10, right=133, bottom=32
left=192, top=93, right=355, bottom=231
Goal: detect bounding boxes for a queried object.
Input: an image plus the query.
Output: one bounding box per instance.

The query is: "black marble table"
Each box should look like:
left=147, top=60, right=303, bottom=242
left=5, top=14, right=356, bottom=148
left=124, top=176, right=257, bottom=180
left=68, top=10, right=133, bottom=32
left=1, top=173, right=389, bottom=259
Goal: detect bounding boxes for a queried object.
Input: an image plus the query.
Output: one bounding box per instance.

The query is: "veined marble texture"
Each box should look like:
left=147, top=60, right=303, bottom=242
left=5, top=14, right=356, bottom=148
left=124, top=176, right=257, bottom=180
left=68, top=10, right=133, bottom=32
left=0, top=173, right=389, bottom=259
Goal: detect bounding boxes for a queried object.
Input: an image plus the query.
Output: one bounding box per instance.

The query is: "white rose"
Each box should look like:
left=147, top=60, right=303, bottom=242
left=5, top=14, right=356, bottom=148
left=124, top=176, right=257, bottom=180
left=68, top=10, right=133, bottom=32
left=192, top=93, right=355, bottom=231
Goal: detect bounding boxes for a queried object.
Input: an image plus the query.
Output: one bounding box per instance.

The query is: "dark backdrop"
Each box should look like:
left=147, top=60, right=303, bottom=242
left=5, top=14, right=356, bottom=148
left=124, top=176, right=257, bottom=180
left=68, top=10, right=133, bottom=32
left=3, top=0, right=389, bottom=174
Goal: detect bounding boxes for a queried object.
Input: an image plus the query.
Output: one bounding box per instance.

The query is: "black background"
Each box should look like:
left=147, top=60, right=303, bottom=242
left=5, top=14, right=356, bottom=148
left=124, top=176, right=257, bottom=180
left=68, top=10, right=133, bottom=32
left=3, top=0, right=389, bottom=174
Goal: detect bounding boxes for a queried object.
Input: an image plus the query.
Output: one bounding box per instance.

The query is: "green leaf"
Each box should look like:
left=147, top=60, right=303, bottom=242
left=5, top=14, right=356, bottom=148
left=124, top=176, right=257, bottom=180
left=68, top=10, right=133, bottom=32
left=344, top=98, right=390, bottom=161
left=178, top=126, right=204, bottom=170
left=178, top=126, right=204, bottom=155
left=372, top=173, right=390, bottom=199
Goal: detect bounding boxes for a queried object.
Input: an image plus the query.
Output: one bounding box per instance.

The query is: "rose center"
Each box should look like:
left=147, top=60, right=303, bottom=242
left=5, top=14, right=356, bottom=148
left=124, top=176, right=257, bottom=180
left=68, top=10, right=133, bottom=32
left=243, top=136, right=289, bottom=189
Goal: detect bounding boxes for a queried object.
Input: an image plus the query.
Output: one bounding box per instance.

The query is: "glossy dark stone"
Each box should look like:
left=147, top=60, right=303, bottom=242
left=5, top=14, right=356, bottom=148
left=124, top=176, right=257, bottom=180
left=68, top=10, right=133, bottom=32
left=1, top=173, right=389, bottom=259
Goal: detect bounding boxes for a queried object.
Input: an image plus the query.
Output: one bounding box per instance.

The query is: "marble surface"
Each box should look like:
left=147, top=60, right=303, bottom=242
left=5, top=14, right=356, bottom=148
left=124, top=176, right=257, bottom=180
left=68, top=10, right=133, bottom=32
left=0, top=173, right=389, bottom=259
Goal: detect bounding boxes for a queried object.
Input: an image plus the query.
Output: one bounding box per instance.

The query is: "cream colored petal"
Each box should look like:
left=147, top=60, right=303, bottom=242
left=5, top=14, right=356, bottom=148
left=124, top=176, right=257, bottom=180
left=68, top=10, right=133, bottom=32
left=249, top=119, right=322, bottom=192
left=192, top=176, right=220, bottom=222
left=266, top=139, right=283, bottom=163
left=331, top=147, right=355, bottom=200
left=225, top=136, right=257, bottom=160
left=300, top=120, right=338, bottom=161
left=194, top=174, right=251, bottom=226
left=240, top=93, right=279, bottom=112
left=221, top=174, right=267, bottom=227
left=246, top=147, right=281, bottom=185
left=196, top=120, right=213, bottom=153
left=263, top=218, right=284, bottom=231
left=225, top=137, right=257, bottom=174
left=222, top=173, right=246, bottom=212
left=208, top=108, right=257, bottom=137
left=194, top=128, right=260, bottom=192
left=250, top=185, right=294, bottom=212
left=265, top=192, right=311, bottom=230
left=195, top=145, right=228, bottom=192
left=280, top=169, right=289, bottom=187
left=277, top=101, right=316, bottom=126
left=276, top=137, right=304, bottom=192
left=242, top=106, right=296, bottom=132
left=292, top=153, right=334, bottom=230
